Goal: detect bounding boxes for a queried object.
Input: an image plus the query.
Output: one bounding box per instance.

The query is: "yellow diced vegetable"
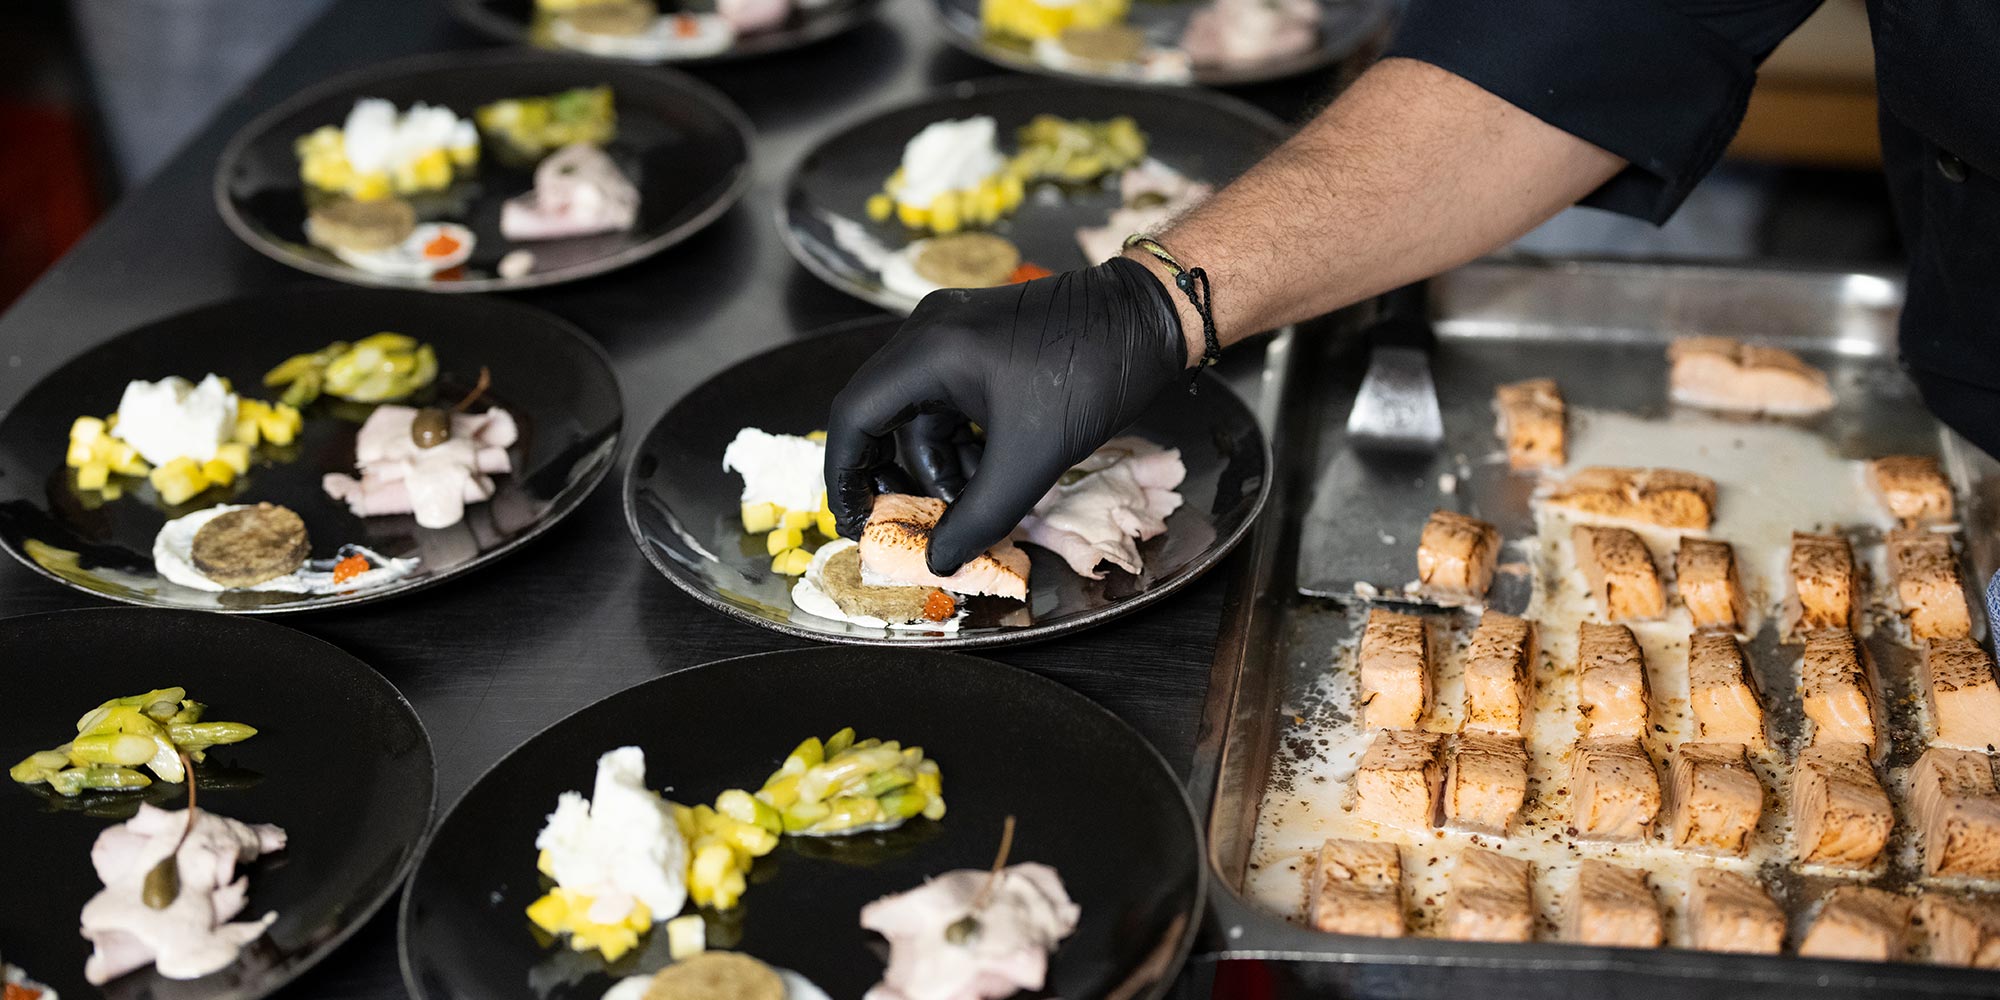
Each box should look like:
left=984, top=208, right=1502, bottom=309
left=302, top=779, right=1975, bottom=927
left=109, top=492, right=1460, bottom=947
left=75, top=462, right=110, bottom=491
left=149, top=458, right=208, bottom=506
left=201, top=459, right=237, bottom=487
left=256, top=404, right=298, bottom=446
left=665, top=914, right=706, bottom=960
left=232, top=414, right=261, bottom=446
left=741, top=501, right=780, bottom=534
left=780, top=509, right=813, bottom=531
left=771, top=547, right=813, bottom=576
left=766, top=526, right=804, bottom=555
left=213, top=442, right=251, bottom=475
left=71, top=416, right=106, bottom=445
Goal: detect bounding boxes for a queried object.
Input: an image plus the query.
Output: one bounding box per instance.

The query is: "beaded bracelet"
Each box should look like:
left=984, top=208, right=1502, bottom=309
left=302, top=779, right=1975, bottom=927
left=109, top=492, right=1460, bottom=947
left=1123, top=234, right=1221, bottom=393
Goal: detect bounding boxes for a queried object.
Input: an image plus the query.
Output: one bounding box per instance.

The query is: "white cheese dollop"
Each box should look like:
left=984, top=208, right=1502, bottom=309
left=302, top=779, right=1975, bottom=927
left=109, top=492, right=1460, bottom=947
left=340, top=98, right=477, bottom=175
left=895, top=117, right=1007, bottom=207
left=113, top=374, right=238, bottom=466
left=535, top=747, right=688, bottom=926
left=722, top=428, right=825, bottom=512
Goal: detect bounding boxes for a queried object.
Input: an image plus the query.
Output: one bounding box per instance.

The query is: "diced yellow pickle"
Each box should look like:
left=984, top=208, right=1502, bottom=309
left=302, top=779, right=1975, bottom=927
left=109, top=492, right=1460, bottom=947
left=866, top=194, right=893, bottom=221
left=665, top=913, right=705, bottom=960
left=149, top=458, right=209, bottom=506
left=780, top=509, right=813, bottom=531
left=741, top=501, right=780, bottom=533
left=109, top=441, right=148, bottom=476
left=256, top=406, right=296, bottom=446
left=71, top=415, right=106, bottom=444
left=199, top=459, right=236, bottom=487
left=213, top=442, right=251, bottom=475
left=772, top=548, right=813, bottom=576
left=75, top=462, right=110, bottom=491
left=766, top=527, right=804, bottom=555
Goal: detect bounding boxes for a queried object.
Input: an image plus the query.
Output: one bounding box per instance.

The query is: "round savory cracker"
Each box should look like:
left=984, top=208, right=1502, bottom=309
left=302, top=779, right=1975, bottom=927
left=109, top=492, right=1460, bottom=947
left=913, top=233, right=1020, bottom=289
left=190, top=503, right=311, bottom=588
left=642, top=953, right=785, bottom=1000
left=561, top=0, right=660, bottom=37
left=308, top=197, right=417, bottom=253
left=1057, top=25, right=1147, bottom=64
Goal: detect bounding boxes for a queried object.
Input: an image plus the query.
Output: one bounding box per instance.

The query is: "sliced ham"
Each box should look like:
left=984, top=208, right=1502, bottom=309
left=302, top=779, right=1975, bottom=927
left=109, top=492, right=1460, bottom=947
left=81, top=805, right=285, bottom=984
left=1179, top=0, right=1318, bottom=67
left=860, top=863, right=1079, bottom=1000
left=500, top=143, right=640, bottom=242
left=717, top=0, right=790, bottom=32
left=1074, top=162, right=1212, bottom=264
left=1015, top=436, right=1185, bottom=579
left=322, top=405, right=516, bottom=530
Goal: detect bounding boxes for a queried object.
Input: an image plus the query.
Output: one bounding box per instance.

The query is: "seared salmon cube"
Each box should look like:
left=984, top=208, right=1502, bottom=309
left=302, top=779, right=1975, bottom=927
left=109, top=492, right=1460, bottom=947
left=1888, top=528, right=1971, bottom=641
left=1676, top=538, right=1747, bottom=632
left=1573, top=526, right=1665, bottom=621
left=1917, top=894, right=2000, bottom=968
left=1667, top=335, right=1835, bottom=417
left=1922, top=637, right=2000, bottom=750
left=1354, top=729, right=1442, bottom=831
left=1417, top=510, right=1501, bottom=598
left=1441, top=848, right=1533, bottom=942
left=1567, top=860, right=1663, bottom=948
left=1669, top=742, right=1762, bottom=855
left=1577, top=621, right=1650, bottom=737
left=1547, top=466, right=1716, bottom=532
left=1307, top=839, right=1405, bottom=937
left=1869, top=455, right=1954, bottom=525
left=1494, top=379, right=1565, bottom=470
left=1358, top=608, right=1430, bottom=730
left=1463, top=611, right=1535, bottom=736
left=1910, top=746, right=2000, bottom=879
left=1569, top=737, right=1661, bottom=842
left=1789, top=532, right=1858, bottom=633
left=1688, top=869, right=1783, bottom=954
left=1687, top=631, right=1764, bottom=745
left=1443, top=733, right=1529, bottom=835
left=1792, top=741, right=1893, bottom=868
left=1802, top=629, right=1877, bottom=748
left=1800, top=886, right=1913, bottom=961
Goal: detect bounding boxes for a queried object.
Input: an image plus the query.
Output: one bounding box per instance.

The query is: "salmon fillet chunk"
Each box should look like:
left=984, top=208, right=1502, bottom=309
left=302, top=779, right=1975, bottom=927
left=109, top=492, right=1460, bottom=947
left=1667, top=335, right=1835, bottom=416
left=1577, top=622, right=1650, bottom=737
left=1567, top=860, right=1663, bottom=948
left=1922, top=637, right=2000, bottom=750
left=1573, top=526, right=1665, bottom=621
left=1869, top=455, right=1954, bottom=525
left=858, top=493, right=1030, bottom=600
left=1354, top=729, right=1442, bottom=831
left=1358, top=609, right=1431, bottom=730
left=1416, top=510, right=1501, bottom=598
left=1669, top=742, right=1763, bottom=855
left=1888, top=528, right=1971, bottom=641
left=1493, top=379, right=1565, bottom=470
left=1687, top=631, right=1764, bottom=745
left=1802, top=629, right=1877, bottom=748
left=1792, top=741, right=1892, bottom=868
left=1918, top=894, right=2000, bottom=968
left=1442, top=848, right=1534, bottom=943
left=1462, top=612, right=1535, bottom=736
left=1688, top=869, right=1783, bottom=954
left=1676, top=538, right=1748, bottom=632
left=1443, top=733, right=1528, bottom=835
left=1569, top=737, right=1661, bottom=842
left=1788, top=532, right=1858, bottom=634
left=1547, top=466, right=1717, bottom=531
left=1800, top=887, right=1913, bottom=961
left=1910, top=746, right=2000, bottom=879
left=1307, top=839, right=1405, bottom=937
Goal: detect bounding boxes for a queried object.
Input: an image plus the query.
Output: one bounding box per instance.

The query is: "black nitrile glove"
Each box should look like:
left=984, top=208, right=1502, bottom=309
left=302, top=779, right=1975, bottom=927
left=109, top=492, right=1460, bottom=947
left=825, top=255, right=1188, bottom=576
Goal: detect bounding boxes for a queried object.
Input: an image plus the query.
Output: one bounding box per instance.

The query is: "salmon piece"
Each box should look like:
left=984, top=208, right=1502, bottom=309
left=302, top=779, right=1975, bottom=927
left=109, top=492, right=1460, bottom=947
left=1887, top=528, right=1971, bottom=641
left=1917, top=894, right=2000, bottom=968
left=1802, top=629, right=1877, bottom=748
left=1358, top=609, right=1430, bottom=730
left=1922, top=637, right=2000, bottom=749
left=1910, top=746, right=2000, bottom=879
left=1443, top=733, right=1528, bottom=835
left=1800, top=887, right=1913, bottom=961
left=1688, top=869, right=1783, bottom=954
left=1307, top=839, right=1404, bottom=937
left=1416, top=510, right=1501, bottom=598
left=1353, top=730, right=1441, bottom=831
left=1667, top=335, right=1835, bottom=416
left=1493, top=379, right=1565, bottom=470
left=1675, top=538, right=1747, bottom=632
left=1441, top=848, right=1533, bottom=942
left=1869, top=455, right=1954, bottom=525
left=1788, top=532, right=1858, bottom=634
left=1463, top=612, right=1535, bottom=736
left=1567, top=860, right=1663, bottom=948
left=1546, top=466, right=1717, bottom=531
left=1669, top=742, right=1762, bottom=855
left=858, top=494, right=1029, bottom=600
left=1569, top=737, right=1661, bottom=842
left=1577, top=622, right=1650, bottom=737
left=1573, top=526, right=1665, bottom=621
left=1792, top=741, right=1893, bottom=868
left=1687, top=631, right=1764, bottom=745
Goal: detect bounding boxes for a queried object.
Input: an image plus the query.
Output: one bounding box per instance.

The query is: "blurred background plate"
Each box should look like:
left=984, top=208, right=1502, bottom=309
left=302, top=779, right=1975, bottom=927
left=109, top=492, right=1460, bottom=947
left=0, top=288, right=622, bottom=612
left=0, top=607, right=434, bottom=1000
left=444, top=0, right=887, bottom=65
left=215, top=49, right=752, bottom=292
left=400, top=646, right=1203, bottom=1000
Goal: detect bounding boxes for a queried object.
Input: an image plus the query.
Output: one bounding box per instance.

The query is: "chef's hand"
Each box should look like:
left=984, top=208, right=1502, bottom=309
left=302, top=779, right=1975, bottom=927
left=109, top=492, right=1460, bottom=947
left=826, top=255, right=1190, bottom=576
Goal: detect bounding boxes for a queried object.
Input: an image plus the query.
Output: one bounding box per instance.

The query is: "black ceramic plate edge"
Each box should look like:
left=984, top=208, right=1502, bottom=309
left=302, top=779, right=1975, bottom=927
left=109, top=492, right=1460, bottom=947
left=774, top=74, right=1290, bottom=316
left=620, top=315, right=1273, bottom=648
left=395, top=646, right=1206, bottom=1000
left=0, top=288, right=625, bottom=614
left=212, top=49, right=755, bottom=293
left=443, top=0, right=888, bottom=65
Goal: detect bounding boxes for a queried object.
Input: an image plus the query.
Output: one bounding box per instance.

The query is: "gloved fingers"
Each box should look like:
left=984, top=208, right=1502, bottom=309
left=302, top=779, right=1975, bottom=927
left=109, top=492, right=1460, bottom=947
left=924, top=427, right=1073, bottom=577
left=897, top=411, right=974, bottom=503
left=825, top=373, right=927, bottom=539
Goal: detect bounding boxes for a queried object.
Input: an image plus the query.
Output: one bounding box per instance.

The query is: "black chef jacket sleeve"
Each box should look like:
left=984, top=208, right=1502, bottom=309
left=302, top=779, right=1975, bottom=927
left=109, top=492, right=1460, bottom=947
left=1385, top=0, right=1826, bottom=224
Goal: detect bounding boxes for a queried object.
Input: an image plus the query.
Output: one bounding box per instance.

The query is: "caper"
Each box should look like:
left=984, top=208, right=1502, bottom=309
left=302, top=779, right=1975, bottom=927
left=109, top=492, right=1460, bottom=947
left=411, top=407, right=451, bottom=449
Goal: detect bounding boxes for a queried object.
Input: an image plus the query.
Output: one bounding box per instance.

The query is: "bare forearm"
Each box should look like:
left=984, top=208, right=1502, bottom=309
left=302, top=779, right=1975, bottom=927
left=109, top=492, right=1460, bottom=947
left=1127, top=57, right=1626, bottom=361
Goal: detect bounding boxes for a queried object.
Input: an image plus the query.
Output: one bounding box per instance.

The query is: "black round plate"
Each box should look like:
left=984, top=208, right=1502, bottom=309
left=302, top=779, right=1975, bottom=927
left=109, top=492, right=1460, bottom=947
left=0, top=288, right=623, bottom=612
left=0, top=608, right=435, bottom=1000
left=623, top=317, right=1269, bottom=647
left=779, top=76, right=1288, bottom=314
left=445, top=0, right=886, bottom=64
left=216, top=50, right=753, bottom=292
left=930, top=0, right=1392, bottom=87
left=400, top=647, right=1202, bottom=1000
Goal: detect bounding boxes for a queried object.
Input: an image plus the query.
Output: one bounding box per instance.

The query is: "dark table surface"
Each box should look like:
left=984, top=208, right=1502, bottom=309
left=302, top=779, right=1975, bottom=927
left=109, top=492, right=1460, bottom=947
left=0, top=2, right=1357, bottom=997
